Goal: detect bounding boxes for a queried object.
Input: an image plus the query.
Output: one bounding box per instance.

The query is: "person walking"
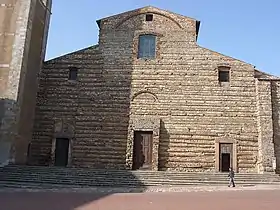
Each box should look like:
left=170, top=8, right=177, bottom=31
left=228, top=167, right=235, bottom=187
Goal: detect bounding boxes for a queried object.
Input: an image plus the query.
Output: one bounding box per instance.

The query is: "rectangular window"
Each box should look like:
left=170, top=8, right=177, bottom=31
left=69, top=67, right=78, bottom=80
left=218, top=68, right=230, bottom=82
left=138, top=35, right=156, bottom=59
left=146, top=14, right=153, bottom=21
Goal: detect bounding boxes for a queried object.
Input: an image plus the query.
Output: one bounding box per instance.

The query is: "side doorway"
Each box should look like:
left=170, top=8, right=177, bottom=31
left=54, top=138, right=69, bottom=167
left=219, top=143, right=233, bottom=172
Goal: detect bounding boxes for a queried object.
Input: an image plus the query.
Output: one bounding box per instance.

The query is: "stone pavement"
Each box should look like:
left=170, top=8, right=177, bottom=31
left=1, top=184, right=280, bottom=193
left=0, top=185, right=279, bottom=210
left=0, top=187, right=280, bottom=210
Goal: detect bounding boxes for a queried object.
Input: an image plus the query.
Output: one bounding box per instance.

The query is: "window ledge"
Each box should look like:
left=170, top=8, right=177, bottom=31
left=135, top=58, right=158, bottom=64
left=67, top=80, right=78, bottom=86
left=137, top=57, right=156, bottom=60
left=219, top=82, right=230, bottom=87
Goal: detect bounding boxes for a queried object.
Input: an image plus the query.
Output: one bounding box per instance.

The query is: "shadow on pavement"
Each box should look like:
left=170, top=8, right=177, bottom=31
left=0, top=166, right=147, bottom=210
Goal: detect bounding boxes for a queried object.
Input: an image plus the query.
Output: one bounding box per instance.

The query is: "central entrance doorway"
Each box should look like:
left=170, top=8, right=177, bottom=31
left=132, top=131, right=153, bottom=170
left=219, top=143, right=233, bottom=172
left=54, top=138, right=69, bottom=167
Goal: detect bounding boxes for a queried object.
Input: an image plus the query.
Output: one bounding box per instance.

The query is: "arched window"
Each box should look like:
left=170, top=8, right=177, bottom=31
left=138, top=35, right=156, bottom=59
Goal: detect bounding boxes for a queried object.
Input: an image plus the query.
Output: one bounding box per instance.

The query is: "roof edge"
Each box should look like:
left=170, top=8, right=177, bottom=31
left=198, top=45, right=255, bottom=67
left=44, top=45, right=99, bottom=63
left=254, top=69, right=280, bottom=80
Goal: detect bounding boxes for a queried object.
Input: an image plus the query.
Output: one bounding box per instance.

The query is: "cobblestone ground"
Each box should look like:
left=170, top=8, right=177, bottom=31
left=0, top=186, right=280, bottom=210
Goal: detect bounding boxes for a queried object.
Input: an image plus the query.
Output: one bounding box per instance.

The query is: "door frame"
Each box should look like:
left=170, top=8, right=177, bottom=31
left=219, top=143, right=233, bottom=172
left=52, top=137, right=72, bottom=167
left=51, top=119, right=74, bottom=167
left=215, top=137, right=237, bottom=172
left=132, top=131, right=153, bottom=170
left=126, top=117, right=160, bottom=171
left=54, top=138, right=70, bottom=167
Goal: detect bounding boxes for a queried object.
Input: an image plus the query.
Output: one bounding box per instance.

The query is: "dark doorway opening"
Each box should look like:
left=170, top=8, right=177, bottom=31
left=219, top=143, right=233, bottom=172
left=54, top=138, right=69, bottom=167
left=221, top=153, right=230, bottom=172
left=132, top=131, right=153, bottom=170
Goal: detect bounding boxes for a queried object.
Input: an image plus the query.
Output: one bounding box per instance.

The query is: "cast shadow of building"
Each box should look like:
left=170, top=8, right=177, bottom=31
left=15, top=41, right=147, bottom=207
left=0, top=162, right=147, bottom=210
left=158, top=120, right=170, bottom=171
left=0, top=98, right=16, bottom=166
left=0, top=170, right=146, bottom=210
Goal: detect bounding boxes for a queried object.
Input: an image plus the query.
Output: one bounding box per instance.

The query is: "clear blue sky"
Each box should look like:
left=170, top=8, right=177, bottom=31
left=46, top=0, right=280, bottom=76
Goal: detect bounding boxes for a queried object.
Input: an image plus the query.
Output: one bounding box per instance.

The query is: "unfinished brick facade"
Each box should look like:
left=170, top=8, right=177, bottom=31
left=0, top=0, right=52, bottom=166
left=29, top=6, right=280, bottom=173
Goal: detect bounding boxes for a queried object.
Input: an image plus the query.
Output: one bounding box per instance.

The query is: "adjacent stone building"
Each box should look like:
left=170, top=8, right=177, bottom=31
left=11, top=6, right=280, bottom=173
left=0, top=0, right=52, bottom=165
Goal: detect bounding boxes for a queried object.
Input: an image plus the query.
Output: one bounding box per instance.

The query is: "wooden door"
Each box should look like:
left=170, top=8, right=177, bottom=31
left=54, top=138, right=69, bottom=167
left=132, top=131, right=153, bottom=170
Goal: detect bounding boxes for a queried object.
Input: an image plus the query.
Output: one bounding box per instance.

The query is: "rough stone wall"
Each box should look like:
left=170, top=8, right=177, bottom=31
left=30, top=46, right=104, bottom=166
left=272, top=81, right=280, bottom=173
left=0, top=0, right=52, bottom=165
left=126, top=7, right=258, bottom=172
left=0, top=1, right=19, bottom=96
left=130, top=45, right=259, bottom=172
left=40, top=0, right=52, bottom=60
left=0, top=0, right=34, bottom=165
left=0, top=0, right=20, bottom=165
left=30, top=6, right=196, bottom=169
left=14, top=0, right=52, bottom=164
left=30, top=7, right=263, bottom=173
left=256, top=79, right=275, bottom=173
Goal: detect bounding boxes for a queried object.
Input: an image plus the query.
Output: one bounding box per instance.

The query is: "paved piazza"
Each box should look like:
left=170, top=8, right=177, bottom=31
left=0, top=186, right=280, bottom=210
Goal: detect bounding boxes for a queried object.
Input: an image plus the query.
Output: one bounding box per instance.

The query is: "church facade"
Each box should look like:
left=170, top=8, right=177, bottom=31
left=28, top=6, right=280, bottom=173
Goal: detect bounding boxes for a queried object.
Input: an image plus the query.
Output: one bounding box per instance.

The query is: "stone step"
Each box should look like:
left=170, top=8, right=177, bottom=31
left=1, top=174, right=279, bottom=184
left=2, top=166, right=279, bottom=178
left=0, top=178, right=278, bottom=188
left=1, top=175, right=278, bottom=183
left=1, top=172, right=279, bottom=181
left=0, top=181, right=227, bottom=190
left=1, top=165, right=279, bottom=189
left=1, top=173, right=279, bottom=182
left=3, top=165, right=279, bottom=176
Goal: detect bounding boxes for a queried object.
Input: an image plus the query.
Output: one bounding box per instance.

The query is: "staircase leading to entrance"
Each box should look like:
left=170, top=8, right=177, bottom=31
left=0, top=165, right=280, bottom=189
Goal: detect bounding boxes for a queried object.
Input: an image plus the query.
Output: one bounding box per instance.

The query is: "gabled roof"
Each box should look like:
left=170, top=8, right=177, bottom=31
left=96, top=6, right=200, bottom=38
left=96, top=6, right=198, bottom=24
left=44, top=45, right=99, bottom=64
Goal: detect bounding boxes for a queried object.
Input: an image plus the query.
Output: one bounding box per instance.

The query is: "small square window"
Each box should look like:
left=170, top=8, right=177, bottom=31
left=218, top=68, right=230, bottom=83
left=69, top=67, right=78, bottom=81
left=146, top=14, right=153, bottom=21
